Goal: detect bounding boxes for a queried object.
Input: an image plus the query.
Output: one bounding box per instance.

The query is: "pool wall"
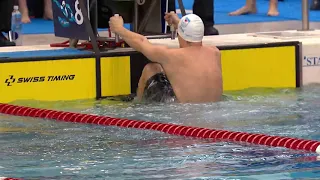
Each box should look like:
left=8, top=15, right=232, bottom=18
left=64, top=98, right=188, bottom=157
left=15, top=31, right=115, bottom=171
left=0, top=41, right=301, bottom=103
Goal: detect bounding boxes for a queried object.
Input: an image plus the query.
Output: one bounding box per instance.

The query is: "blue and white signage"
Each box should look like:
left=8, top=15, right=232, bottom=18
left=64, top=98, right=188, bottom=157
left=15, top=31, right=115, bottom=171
left=52, top=0, right=89, bottom=40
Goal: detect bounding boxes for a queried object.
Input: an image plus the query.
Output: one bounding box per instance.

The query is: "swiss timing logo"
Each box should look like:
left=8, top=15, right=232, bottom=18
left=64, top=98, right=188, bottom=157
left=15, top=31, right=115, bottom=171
left=5, top=75, right=16, bottom=86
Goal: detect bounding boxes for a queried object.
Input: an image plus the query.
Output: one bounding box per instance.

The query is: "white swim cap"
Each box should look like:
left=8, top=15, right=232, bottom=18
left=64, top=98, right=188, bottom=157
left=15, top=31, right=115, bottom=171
left=177, top=14, right=204, bottom=42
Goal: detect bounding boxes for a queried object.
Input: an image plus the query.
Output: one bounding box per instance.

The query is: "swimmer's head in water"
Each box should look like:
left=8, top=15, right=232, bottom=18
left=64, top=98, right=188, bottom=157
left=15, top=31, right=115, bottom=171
left=177, top=14, right=204, bottom=43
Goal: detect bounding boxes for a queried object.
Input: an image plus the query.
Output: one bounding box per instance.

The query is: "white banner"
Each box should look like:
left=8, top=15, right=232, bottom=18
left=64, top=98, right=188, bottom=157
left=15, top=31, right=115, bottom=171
left=302, top=43, right=320, bottom=85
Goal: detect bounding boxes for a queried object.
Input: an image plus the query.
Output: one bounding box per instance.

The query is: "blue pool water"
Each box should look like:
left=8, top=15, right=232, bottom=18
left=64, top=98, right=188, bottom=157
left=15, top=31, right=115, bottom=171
left=1, top=86, right=320, bottom=179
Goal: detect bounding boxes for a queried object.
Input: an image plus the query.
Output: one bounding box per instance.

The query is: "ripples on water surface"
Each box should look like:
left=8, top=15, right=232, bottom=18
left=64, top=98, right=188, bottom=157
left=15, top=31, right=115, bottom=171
left=1, top=86, right=320, bottom=180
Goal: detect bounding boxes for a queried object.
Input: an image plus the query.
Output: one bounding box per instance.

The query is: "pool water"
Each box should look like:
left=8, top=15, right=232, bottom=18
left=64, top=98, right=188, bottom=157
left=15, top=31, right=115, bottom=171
left=1, top=85, right=320, bottom=180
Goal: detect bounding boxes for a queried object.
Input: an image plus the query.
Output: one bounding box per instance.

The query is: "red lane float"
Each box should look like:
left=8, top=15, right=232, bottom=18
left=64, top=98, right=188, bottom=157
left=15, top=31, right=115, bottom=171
left=0, top=177, right=22, bottom=180
left=0, top=103, right=319, bottom=153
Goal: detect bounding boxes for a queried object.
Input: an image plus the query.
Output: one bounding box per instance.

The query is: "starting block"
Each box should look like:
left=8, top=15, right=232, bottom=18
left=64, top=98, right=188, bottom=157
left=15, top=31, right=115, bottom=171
left=50, top=0, right=176, bottom=52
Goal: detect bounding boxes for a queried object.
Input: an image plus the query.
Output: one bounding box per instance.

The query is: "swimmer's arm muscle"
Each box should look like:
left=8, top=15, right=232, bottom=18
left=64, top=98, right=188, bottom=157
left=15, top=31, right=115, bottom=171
left=117, top=27, right=171, bottom=64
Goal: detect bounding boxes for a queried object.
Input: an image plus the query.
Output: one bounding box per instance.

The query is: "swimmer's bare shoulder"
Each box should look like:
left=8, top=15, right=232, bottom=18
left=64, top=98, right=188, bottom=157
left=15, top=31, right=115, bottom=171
left=160, top=45, right=220, bottom=64
left=207, top=45, right=221, bottom=66
left=160, top=48, right=186, bottom=63
left=207, top=46, right=220, bottom=57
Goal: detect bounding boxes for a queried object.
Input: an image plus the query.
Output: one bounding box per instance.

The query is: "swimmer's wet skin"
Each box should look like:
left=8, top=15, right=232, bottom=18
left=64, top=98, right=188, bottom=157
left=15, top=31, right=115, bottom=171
left=109, top=13, right=222, bottom=103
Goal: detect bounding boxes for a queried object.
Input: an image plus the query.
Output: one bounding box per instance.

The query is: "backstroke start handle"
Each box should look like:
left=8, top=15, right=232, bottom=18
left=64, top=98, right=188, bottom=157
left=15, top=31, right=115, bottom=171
left=170, top=11, right=176, bottom=40
left=114, top=14, right=120, bottom=43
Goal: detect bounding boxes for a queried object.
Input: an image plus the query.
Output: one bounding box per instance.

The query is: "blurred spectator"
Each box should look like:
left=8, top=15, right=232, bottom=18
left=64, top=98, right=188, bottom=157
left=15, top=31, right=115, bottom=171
left=0, top=0, right=16, bottom=47
left=229, top=0, right=279, bottom=16
left=311, top=0, right=320, bottom=10
left=19, top=0, right=53, bottom=23
left=193, top=0, right=219, bottom=35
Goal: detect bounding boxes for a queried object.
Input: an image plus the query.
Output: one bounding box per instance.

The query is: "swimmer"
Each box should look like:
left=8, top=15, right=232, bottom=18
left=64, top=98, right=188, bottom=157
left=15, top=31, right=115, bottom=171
left=109, top=12, right=222, bottom=103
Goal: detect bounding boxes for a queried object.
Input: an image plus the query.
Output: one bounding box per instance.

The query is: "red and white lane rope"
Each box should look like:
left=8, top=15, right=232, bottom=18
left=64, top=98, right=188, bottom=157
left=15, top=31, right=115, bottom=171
left=0, top=103, right=319, bottom=153
left=0, top=177, right=22, bottom=180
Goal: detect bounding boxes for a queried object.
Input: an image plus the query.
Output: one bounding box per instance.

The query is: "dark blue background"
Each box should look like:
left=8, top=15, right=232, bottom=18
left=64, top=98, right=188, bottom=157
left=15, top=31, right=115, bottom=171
left=52, top=0, right=89, bottom=40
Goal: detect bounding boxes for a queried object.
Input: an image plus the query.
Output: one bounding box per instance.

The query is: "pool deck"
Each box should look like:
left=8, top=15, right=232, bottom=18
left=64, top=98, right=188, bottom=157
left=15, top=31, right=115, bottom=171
left=20, top=21, right=320, bottom=46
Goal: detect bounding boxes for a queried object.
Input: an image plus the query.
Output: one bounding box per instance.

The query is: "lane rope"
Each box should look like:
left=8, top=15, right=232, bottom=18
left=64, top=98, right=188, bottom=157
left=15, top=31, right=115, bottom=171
left=0, top=177, right=22, bottom=180
left=0, top=103, right=319, bottom=155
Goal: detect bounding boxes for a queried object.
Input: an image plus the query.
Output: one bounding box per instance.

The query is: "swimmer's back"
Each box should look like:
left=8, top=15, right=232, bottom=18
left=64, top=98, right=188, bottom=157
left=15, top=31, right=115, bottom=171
left=162, top=46, right=223, bottom=103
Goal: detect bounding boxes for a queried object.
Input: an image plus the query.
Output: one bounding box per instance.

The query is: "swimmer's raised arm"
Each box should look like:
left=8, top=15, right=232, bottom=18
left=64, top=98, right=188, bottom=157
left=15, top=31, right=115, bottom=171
left=109, top=15, right=173, bottom=64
